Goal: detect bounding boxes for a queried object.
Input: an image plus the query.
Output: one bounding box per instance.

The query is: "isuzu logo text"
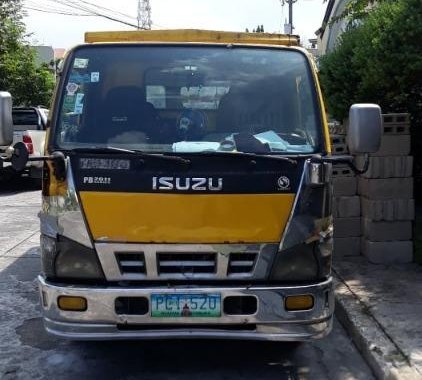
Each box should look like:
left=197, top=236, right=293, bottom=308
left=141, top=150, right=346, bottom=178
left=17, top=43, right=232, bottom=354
left=152, top=177, right=223, bottom=191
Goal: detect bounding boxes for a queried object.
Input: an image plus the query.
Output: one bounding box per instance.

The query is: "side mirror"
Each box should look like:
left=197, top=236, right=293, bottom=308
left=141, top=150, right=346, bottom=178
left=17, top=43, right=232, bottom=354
left=11, top=142, right=29, bottom=171
left=348, top=104, right=382, bottom=154
left=0, top=92, right=13, bottom=146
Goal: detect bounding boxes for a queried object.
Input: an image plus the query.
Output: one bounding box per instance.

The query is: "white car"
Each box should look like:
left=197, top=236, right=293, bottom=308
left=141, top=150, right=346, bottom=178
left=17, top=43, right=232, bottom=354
left=0, top=106, right=48, bottom=182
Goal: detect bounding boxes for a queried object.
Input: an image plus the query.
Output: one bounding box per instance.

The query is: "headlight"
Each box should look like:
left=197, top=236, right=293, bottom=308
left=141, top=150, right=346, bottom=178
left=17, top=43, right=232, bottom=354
left=270, top=241, right=330, bottom=282
left=40, top=234, right=105, bottom=281
left=40, top=234, right=57, bottom=278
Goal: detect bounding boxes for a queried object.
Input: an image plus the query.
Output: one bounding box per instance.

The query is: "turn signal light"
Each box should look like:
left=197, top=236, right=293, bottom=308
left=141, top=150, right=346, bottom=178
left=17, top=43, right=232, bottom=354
left=58, top=296, right=87, bottom=311
left=285, top=295, right=314, bottom=311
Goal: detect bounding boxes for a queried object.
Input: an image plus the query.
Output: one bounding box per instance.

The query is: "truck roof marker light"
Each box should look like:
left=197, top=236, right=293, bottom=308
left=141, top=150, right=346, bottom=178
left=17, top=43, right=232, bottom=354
left=285, top=295, right=314, bottom=311
left=58, top=296, right=87, bottom=312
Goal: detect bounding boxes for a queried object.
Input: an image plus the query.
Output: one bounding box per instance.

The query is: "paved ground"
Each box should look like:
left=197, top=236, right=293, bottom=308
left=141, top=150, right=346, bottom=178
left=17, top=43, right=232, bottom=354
left=0, top=178, right=375, bottom=380
left=334, top=256, right=422, bottom=379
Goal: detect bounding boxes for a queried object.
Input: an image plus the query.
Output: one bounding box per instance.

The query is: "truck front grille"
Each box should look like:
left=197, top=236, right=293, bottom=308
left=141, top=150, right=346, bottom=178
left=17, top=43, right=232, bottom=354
left=158, top=253, right=216, bottom=275
left=116, top=252, right=146, bottom=274
left=96, top=243, right=278, bottom=281
left=228, top=253, right=257, bottom=274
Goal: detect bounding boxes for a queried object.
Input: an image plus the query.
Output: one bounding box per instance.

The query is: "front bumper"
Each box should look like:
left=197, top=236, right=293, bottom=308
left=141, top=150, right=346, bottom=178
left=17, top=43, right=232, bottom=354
left=38, top=276, right=334, bottom=341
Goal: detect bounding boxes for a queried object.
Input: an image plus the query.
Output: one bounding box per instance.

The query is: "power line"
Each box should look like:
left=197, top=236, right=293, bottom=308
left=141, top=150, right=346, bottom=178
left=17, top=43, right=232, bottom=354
left=44, top=0, right=140, bottom=28
left=25, top=1, right=92, bottom=16
left=24, top=5, right=91, bottom=16
left=71, top=0, right=137, bottom=21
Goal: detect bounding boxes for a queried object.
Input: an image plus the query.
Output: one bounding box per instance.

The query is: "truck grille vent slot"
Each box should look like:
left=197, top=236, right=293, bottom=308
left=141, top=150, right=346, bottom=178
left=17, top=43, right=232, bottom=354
left=158, top=253, right=216, bottom=275
left=116, top=252, right=146, bottom=274
left=228, top=253, right=257, bottom=274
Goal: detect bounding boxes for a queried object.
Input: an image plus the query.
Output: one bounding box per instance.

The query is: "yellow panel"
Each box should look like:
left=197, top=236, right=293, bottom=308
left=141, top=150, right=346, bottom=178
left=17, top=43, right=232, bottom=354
left=85, top=29, right=299, bottom=46
left=79, top=192, right=295, bottom=244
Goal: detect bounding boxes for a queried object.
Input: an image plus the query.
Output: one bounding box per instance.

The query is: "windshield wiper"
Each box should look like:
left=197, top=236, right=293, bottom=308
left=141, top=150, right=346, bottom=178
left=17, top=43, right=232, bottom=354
left=196, top=151, right=297, bottom=165
left=70, top=146, right=191, bottom=165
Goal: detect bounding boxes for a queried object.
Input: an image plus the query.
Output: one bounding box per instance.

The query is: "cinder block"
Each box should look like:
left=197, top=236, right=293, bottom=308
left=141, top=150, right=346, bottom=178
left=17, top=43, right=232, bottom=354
left=333, top=196, right=360, bottom=218
left=362, top=218, right=412, bottom=241
left=383, top=113, right=410, bottom=126
left=332, top=165, right=354, bottom=177
left=333, top=217, right=361, bottom=238
left=361, top=197, right=415, bottom=221
left=358, top=177, right=413, bottom=199
left=382, top=113, right=411, bottom=135
left=361, top=239, right=413, bottom=264
left=383, top=123, right=411, bottom=135
left=334, top=237, right=361, bottom=257
left=328, top=121, right=346, bottom=135
left=355, top=156, right=413, bottom=179
left=333, top=176, right=357, bottom=196
left=372, top=135, right=411, bottom=156
left=330, top=135, right=348, bottom=155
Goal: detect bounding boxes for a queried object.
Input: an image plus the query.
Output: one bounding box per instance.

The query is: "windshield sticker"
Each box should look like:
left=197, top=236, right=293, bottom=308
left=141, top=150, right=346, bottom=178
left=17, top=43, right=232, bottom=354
left=60, top=122, right=79, bottom=142
left=63, top=95, right=76, bottom=113
left=80, top=158, right=130, bottom=170
left=66, top=82, right=79, bottom=96
left=90, top=72, right=100, bottom=82
left=74, top=93, right=85, bottom=114
left=69, top=72, right=91, bottom=84
left=73, top=58, right=89, bottom=69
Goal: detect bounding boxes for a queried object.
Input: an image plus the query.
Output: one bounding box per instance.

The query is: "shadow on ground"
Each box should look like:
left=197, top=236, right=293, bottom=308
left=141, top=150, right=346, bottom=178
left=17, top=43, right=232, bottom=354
left=0, top=175, right=41, bottom=194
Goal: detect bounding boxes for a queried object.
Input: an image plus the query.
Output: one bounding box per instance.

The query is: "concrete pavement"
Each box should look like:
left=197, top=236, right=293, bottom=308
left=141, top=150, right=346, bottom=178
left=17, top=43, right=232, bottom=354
left=334, top=256, right=422, bottom=380
left=0, top=179, right=375, bottom=379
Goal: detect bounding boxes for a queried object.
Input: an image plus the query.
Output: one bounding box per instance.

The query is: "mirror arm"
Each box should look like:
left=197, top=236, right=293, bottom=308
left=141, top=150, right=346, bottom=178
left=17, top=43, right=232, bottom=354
left=29, top=152, right=67, bottom=181
left=26, top=151, right=66, bottom=163
left=8, top=147, right=67, bottom=181
left=311, top=154, right=369, bottom=175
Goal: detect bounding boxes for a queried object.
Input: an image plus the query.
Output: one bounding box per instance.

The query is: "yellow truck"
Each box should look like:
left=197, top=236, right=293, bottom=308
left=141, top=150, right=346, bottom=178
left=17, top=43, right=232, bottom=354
left=0, top=30, right=382, bottom=340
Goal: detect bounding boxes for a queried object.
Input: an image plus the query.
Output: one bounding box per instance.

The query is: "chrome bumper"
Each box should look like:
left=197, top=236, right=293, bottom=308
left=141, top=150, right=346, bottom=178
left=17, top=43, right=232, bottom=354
left=38, top=276, right=334, bottom=341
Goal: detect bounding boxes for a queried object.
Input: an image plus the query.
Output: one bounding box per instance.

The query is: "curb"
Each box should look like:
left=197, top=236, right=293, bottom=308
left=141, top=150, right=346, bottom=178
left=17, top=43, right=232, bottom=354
left=333, top=273, right=421, bottom=380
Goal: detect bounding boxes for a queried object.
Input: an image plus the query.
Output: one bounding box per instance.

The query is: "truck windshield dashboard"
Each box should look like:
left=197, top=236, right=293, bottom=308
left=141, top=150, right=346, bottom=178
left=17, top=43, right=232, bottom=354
left=55, top=45, right=322, bottom=155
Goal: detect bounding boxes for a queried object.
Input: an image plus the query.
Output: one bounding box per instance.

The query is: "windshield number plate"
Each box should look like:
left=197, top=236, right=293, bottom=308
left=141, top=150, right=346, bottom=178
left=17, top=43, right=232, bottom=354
left=151, top=294, right=221, bottom=318
left=83, top=176, right=111, bottom=185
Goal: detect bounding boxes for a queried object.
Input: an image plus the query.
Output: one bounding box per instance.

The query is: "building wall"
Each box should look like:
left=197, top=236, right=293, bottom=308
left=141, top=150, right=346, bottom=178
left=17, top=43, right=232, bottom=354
left=317, top=0, right=350, bottom=55
left=33, top=45, right=54, bottom=67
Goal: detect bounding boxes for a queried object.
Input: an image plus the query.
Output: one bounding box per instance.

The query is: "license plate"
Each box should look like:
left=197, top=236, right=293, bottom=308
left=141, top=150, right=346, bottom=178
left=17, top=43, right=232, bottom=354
left=151, top=294, right=221, bottom=318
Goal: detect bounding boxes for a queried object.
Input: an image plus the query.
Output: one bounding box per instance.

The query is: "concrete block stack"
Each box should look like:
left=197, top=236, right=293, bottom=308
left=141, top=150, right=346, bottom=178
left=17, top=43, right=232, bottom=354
left=357, top=113, right=414, bottom=264
left=331, top=134, right=361, bottom=258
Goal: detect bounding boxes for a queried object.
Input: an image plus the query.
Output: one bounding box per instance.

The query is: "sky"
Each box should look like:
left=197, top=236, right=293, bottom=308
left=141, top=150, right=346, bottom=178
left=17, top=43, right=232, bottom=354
left=23, top=0, right=328, bottom=49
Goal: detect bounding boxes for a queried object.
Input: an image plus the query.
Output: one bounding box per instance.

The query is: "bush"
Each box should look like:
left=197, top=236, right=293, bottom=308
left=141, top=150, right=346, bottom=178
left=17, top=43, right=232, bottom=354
left=0, top=1, right=55, bottom=106
left=319, top=0, right=422, bottom=125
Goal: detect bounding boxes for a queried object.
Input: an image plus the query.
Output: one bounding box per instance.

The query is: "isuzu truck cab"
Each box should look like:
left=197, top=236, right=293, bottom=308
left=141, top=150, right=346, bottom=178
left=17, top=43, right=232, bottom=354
left=0, top=30, right=382, bottom=340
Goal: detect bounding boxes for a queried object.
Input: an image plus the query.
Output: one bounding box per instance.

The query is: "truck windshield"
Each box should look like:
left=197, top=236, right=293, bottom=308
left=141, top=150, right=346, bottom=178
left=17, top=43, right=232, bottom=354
left=55, top=45, right=322, bottom=154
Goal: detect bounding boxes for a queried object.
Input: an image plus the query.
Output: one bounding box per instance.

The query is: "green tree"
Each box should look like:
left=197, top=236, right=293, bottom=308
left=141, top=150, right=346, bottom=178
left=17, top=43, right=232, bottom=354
left=327, top=0, right=381, bottom=23
left=0, top=0, right=54, bottom=106
left=319, top=0, right=422, bottom=123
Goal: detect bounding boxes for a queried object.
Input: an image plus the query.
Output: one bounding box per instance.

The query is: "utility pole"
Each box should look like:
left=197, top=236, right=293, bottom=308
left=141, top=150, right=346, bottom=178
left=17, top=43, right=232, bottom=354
left=280, top=0, right=298, bottom=34
left=137, top=0, right=152, bottom=30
